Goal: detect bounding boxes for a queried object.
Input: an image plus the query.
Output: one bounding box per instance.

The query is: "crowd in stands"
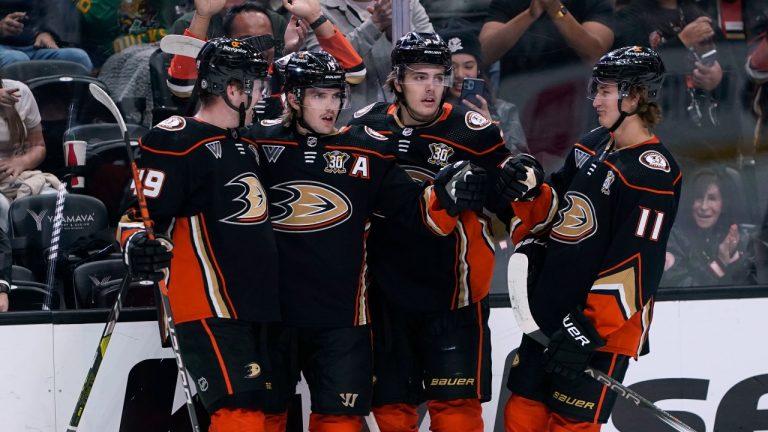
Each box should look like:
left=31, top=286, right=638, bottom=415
left=0, top=0, right=767, bottom=312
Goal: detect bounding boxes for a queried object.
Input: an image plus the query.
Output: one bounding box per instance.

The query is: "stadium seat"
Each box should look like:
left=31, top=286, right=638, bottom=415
left=0, top=60, right=90, bottom=82
left=11, top=264, right=36, bottom=282
left=72, top=259, right=155, bottom=309
left=8, top=194, right=115, bottom=306
left=8, top=282, right=63, bottom=311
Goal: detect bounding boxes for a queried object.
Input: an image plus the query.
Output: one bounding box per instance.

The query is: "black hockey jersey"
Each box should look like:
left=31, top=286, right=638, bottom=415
left=119, top=116, right=279, bottom=325
left=241, top=120, right=457, bottom=327
left=349, top=102, right=510, bottom=311
left=520, top=127, right=681, bottom=358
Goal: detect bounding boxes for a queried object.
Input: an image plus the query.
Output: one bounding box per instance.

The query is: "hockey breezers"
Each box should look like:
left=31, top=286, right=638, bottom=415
left=65, top=84, right=201, bottom=432
left=506, top=253, right=697, bottom=432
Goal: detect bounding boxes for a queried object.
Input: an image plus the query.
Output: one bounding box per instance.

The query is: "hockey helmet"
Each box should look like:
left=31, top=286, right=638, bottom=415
left=391, top=32, right=452, bottom=71
left=196, top=37, right=269, bottom=97
left=589, top=46, right=665, bottom=100
left=278, top=51, right=349, bottom=108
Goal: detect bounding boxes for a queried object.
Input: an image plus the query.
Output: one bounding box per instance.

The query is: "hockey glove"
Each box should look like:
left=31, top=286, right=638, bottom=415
left=496, top=154, right=544, bottom=202
left=543, top=307, right=605, bottom=380
left=514, top=237, right=548, bottom=296
left=434, top=161, right=488, bottom=216
left=124, top=231, right=174, bottom=282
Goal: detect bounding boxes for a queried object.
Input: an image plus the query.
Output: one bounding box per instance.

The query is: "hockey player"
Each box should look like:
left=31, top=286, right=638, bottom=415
left=347, top=32, right=522, bottom=432
left=121, top=37, right=289, bottom=432
left=499, top=46, right=682, bottom=431
left=241, top=50, right=487, bottom=432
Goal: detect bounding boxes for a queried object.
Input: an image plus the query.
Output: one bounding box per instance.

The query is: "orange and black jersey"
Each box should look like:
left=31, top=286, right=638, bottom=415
left=241, top=120, right=457, bottom=327
left=522, top=127, right=681, bottom=358
left=119, top=116, right=279, bottom=325
left=348, top=102, right=510, bottom=311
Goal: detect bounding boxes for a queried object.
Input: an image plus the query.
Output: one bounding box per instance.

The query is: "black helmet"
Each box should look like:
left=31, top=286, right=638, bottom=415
left=196, top=37, right=269, bottom=97
left=280, top=51, right=346, bottom=92
left=592, top=46, right=665, bottom=99
left=391, top=32, right=452, bottom=71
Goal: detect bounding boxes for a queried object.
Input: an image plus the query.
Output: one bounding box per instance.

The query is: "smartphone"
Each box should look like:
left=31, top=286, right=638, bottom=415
left=700, top=49, right=717, bottom=66
left=460, top=78, right=485, bottom=106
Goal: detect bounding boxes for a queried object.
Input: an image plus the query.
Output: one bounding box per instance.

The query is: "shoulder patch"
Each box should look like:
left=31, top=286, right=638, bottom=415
left=465, top=111, right=491, bottom=130
left=639, top=150, right=670, bottom=173
left=354, top=102, right=376, bottom=119
left=364, top=126, right=388, bottom=141
left=156, top=116, right=186, bottom=131
left=260, top=118, right=283, bottom=126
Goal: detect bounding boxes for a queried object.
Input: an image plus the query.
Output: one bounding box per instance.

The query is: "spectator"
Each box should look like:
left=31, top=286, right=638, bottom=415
left=479, top=0, right=613, bottom=171
left=78, top=0, right=176, bottom=68
left=0, top=226, right=8, bottom=312
left=0, top=1, right=93, bottom=72
left=745, top=6, right=767, bottom=153
left=0, top=77, right=59, bottom=232
left=304, top=0, right=435, bottom=123
left=614, top=0, right=736, bottom=164
left=167, top=0, right=364, bottom=124
left=439, top=26, right=529, bottom=154
left=661, top=167, right=756, bottom=287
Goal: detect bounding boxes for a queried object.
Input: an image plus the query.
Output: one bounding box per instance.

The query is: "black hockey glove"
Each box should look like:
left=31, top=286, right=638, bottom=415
left=543, top=307, right=605, bottom=380
left=124, top=231, right=173, bottom=282
left=496, top=154, right=544, bottom=202
left=434, top=161, right=488, bottom=216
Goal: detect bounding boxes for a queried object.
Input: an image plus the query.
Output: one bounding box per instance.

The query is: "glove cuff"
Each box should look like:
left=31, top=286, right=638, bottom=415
left=561, top=308, right=606, bottom=352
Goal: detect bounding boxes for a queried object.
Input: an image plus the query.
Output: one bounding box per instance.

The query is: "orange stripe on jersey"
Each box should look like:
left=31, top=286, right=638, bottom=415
left=420, top=186, right=458, bottom=236
left=198, top=213, right=238, bottom=319
left=168, top=218, right=214, bottom=324
left=602, top=161, right=675, bottom=195
left=573, top=143, right=596, bottom=155
left=599, top=252, right=643, bottom=302
left=673, top=171, right=682, bottom=186
left=510, top=184, right=558, bottom=244
left=437, top=103, right=453, bottom=121
left=201, top=319, right=234, bottom=395
left=325, top=145, right=396, bottom=160
left=141, top=136, right=227, bottom=156
left=247, top=139, right=299, bottom=146
left=317, top=26, right=364, bottom=71
left=461, top=215, right=494, bottom=305
left=354, top=221, right=371, bottom=326
left=475, top=300, right=484, bottom=399
left=593, top=353, right=618, bottom=423
left=419, top=134, right=505, bottom=156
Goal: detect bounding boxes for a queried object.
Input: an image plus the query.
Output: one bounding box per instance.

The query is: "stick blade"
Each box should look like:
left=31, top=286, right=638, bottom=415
left=88, top=83, right=127, bottom=134
left=507, top=252, right=549, bottom=345
left=160, top=34, right=204, bottom=58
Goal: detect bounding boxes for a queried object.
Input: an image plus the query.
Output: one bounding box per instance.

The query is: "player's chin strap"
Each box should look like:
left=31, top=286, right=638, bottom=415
left=223, top=94, right=252, bottom=128
left=608, top=84, right=638, bottom=133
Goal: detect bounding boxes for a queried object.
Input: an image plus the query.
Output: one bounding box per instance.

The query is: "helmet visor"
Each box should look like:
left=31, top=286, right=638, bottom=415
left=587, top=77, right=620, bottom=101
left=398, top=65, right=454, bottom=87
left=298, top=85, right=351, bottom=110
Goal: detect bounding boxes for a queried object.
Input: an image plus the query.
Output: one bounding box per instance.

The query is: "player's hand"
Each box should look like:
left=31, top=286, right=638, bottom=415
left=282, top=0, right=322, bottom=23
left=543, top=308, right=605, bottom=380
left=692, top=60, right=722, bottom=91
left=434, top=161, right=487, bottom=216
left=677, top=16, right=714, bottom=48
left=462, top=95, right=493, bottom=123
left=124, top=232, right=173, bottom=282
left=496, top=154, right=544, bottom=202
left=284, top=15, right=310, bottom=54
left=0, top=12, right=25, bottom=38
left=194, top=0, right=227, bottom=18
left=0, top=87, right=20, bottom=108
left=527, top=0, right=545, bottom=19
left=0, top=291, right=8, bottom=312
left=33, top=32, right=58, bottom=49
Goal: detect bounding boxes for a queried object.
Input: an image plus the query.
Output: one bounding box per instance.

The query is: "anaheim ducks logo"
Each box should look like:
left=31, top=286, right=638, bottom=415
left=220, top=173, right=268, bottom=225
left=270, top=181, right=352, bottom=232
left=156, top=115, right=186, bottom=131
left=639, top=150, right=670, bottom=172
left=551, top=192, right=597, bottom=243
left=402, top=165, right=435, bottom=184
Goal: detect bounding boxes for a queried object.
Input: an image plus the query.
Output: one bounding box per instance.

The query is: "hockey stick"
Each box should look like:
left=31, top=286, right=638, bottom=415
left=160, top=34, right=204, bottom=58
left=66, top=84, right=201, bottom=432
left=43, top=181, right=67, bottom=310
left=506, top=253, right=697, bottom=432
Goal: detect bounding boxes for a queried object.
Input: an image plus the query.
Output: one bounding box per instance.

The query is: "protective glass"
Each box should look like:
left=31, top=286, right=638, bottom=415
left=399, top=65, right=453, bottom=87
left=299, top=85, right=351, bottom=110
left=587, top=77, right=620, bottom=100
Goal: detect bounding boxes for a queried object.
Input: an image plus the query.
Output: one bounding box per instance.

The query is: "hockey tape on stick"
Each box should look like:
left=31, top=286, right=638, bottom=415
left=506, top=253, right=697, bottom=432
left=44, top=181, right=67, bottom=310
left=160, top=34, right=205, bottom=58
left=67, top=84, right=202, bottom=432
